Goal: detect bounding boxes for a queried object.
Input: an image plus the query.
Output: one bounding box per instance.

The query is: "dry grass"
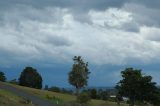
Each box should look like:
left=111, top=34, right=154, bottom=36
left=5, top=82, right=129, bottom=106
left=0, top=89, right=34, bottom=106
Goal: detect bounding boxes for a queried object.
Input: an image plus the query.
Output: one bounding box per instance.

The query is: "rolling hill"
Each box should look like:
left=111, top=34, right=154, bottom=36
left=0, top=82, right=127, bottom=106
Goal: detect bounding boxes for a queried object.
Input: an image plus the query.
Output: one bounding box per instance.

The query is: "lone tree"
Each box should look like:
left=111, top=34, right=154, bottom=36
left=68, top=56, right=90, bottom=95
left=0, top=71, right=6, bottom=82
left=19, top=67, right=42, bottom=89
left=116, top=67, right=158, bottom=106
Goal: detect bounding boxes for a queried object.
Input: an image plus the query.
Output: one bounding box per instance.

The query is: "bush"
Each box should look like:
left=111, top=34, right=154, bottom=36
left=90, top=89, right=97, bottom=99
left=97, top=89, right=109, bottom=100
left=0, top=71, right=6, bottom=82
left=77, top=93, right=91, bottom=105
left=48, top=86, right=61, bottom=92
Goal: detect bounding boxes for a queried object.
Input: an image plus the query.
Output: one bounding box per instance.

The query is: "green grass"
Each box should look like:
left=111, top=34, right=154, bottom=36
left=0, top=89, right=34, bottom=106
left=4, top=82, right=128, bottom=106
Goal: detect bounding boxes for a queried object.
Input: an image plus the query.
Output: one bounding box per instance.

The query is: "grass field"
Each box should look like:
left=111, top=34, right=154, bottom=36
left=3, top=83, right=129, bottom=106
left=0, top=89, right=34, bottom=106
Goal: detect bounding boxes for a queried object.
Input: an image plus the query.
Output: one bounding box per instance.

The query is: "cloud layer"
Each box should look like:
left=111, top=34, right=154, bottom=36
left=1, top=2, right=160, bottom=66
left=1, top=0, right=160, bottom=86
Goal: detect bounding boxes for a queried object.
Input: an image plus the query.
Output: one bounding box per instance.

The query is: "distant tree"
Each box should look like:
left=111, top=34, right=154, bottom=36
left=90, top=89, right=97, bottom=99
left=97, top=89, right=109, bottom=100
left=48, top=86, right=61, bottom=92
left=61, top=88, right=73, bottom=94
left=19, top=67, right=42, bottom=89
left=0, top=71, right=6, bottom=82
left=68, top=56, right=90, bottom=95
left=116, top=67, right=158, bottom=106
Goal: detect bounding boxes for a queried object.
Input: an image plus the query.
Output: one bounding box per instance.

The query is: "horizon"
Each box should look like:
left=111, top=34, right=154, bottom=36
left=1, top=0, right=160, bottom=87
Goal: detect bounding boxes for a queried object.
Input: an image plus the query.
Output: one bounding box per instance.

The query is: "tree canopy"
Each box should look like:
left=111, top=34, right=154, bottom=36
left=19, top=67, right=42, bottom=89
left=116, top=67, right=159, bottom=106
left=68, top=56, right=90, bottom=95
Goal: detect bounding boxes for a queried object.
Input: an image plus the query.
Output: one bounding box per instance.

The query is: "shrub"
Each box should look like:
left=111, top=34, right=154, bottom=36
left=77, top=93, right=91, bottom=105
left=48, top=86, right=61, bottom=92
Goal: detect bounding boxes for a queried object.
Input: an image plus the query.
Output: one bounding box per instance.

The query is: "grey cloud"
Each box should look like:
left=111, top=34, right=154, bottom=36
left=1, top=0, right=160, bottom=28
left=44, top=35, right=72, bottom=46
left=1, top=0, right=160, bottom=11
left=0, top=0, right=125, bottom=10
left=0, top=0, right=126, bottom=23
left=0, top=0, right=160, bottom=66
left=131, top=0, right=160, bottom=9
left=123, top=3, right=160, bottom=28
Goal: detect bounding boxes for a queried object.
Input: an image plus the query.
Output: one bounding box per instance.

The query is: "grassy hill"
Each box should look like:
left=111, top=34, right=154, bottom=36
left=2, top=83, right=127, bottom=106
left=1, top=82, right=128, bottom=106
left=0, top=89, right=34, bottom=106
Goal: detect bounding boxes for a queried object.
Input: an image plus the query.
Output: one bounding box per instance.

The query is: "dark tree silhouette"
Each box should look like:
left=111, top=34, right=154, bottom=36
left=0, top=71, right=6, bottom=82
left=116, top=68, right=158, bottom=106
left=19, top=67, right=42, bottom=89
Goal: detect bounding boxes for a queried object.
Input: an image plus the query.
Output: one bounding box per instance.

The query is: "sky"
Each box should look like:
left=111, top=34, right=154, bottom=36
left=0, top=0, right=160, bottom=87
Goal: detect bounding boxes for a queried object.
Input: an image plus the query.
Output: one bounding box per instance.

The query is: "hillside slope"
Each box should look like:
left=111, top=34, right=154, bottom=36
left=0, top=89, right=34, bottom=106
left=0, top=82, right=127, bottom=106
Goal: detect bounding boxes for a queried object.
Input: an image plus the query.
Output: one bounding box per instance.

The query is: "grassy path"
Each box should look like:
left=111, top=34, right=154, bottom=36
left=0, top=81, right=54, bottom=106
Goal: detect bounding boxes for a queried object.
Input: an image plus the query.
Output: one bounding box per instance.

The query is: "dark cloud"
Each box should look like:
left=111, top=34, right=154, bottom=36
left=1, top=0, right=160, bottom=12
left=132, top=0, right=160, bottom=9
left=1, top=0, right=160, bottom=28
left=44, top=35, right=72, bottom=46
left=0, top=0, right=125, bottom=10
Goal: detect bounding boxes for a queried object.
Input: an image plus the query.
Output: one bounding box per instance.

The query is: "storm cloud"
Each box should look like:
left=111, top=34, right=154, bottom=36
left=0, top=0, right=160, bottom=86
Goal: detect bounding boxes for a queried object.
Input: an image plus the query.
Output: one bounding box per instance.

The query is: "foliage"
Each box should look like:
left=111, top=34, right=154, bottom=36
left=19, top=67, right=42, bottom=89
left=48, top=86, right=61, bottom=92
left=68, top=56, right=90, bottom=95
left=61, top=88, right=73, bottom=94
left=115, top=93, right=123, bottom=105
left=149, top=88, right=160, bottom=106
left=116, top=67, right=158, bottom=106
left=47, top=86, right=73, bottom=94
left=0, top=71, right=6, bottom=82
left=82, top=89, right=109, bottom=100
left=97, top=89, right=109, bottom=100
left=77, top=93, right=91, bottom=104
left=90, top=89, right=97, bottom=99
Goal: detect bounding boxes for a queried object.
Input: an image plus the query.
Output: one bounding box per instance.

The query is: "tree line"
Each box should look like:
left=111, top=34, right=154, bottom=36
left=0, top=56, right=160, bottom=105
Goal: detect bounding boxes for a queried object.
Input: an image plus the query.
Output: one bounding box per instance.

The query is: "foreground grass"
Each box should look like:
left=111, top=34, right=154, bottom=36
left=0, top=89, right=34, bottom=106
left=5, top=82, right=128, bottom=106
